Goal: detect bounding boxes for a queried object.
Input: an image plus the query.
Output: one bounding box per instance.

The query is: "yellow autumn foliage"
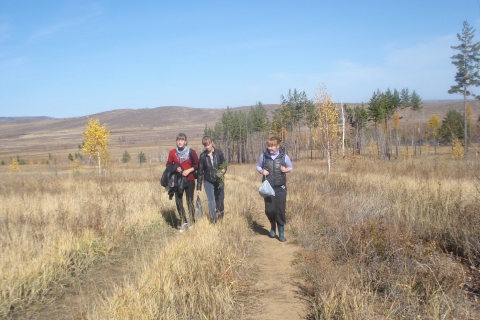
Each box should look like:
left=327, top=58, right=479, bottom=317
left=9, top=158, right=20, bottom=172
left=82, top=117, right=111, bottom=174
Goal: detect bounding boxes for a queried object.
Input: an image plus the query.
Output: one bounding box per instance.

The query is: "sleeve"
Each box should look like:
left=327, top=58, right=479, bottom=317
left=190, top=149, right=199, bottom=170
left=256, top=154, right=264, bottom=172
left=197, top=152, right=204, bottom=191
left=284, top=155, right=293, bottom=171
left=166, top=149, right=175, bottom=167
left=220, top=150, right=227, bottom=172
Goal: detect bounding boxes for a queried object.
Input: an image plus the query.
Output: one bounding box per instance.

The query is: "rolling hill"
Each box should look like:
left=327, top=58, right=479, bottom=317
left=0, top=101, right=477, bottom=162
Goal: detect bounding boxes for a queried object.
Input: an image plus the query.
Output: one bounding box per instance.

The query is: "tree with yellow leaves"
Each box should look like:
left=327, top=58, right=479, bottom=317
left=466, top=103, right=475, bottom=143
left=313, top=84, right=341, bottom=174
left=82, top=117, right=110, bottom=175
left=9, top=158, right=20, bottom=173
left=427, top=115, right=440, bottom=154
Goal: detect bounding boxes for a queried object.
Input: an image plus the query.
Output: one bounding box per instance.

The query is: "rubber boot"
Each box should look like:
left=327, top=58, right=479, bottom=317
left=210, top=211, right=217, bottom=224
left=278, top=225, right=286, bottom=242
left=269, top=220, right=276, bottom=238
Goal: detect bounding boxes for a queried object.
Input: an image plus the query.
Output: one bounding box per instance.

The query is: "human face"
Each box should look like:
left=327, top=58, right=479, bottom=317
left=267, top=143, right=279, bottom=154
left=176, top=138, right=186, bottom=149
left=203, top=142, right=214, bottom=154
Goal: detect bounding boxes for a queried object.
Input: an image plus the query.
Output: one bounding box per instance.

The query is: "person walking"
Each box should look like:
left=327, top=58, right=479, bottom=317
left=196, top=136, right=227, bottom=223
left=166, top=133, right=199, bottom=232
left=256, top=136, right=293, bottom=242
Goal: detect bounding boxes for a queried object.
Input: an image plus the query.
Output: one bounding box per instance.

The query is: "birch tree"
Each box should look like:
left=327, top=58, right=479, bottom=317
left=82, top=117, right=111, bottom=175
left=427, top=115, right=440, bottom=154
left=313, top=84, right=341, bottom=174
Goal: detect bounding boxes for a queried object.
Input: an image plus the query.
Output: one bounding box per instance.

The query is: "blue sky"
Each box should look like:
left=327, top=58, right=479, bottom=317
left=1, top=1, right=480, bottom=118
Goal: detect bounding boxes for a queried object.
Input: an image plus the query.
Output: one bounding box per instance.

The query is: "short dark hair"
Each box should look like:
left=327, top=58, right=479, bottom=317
left=267, top=135, right=281, bottom=146
left=202, top=136, right=213, bottom=146
left=176, top=133, right=187, bottom=141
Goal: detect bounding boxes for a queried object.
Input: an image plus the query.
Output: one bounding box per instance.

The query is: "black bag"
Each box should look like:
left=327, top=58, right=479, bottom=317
left=195, top=195, right=203, bottom=218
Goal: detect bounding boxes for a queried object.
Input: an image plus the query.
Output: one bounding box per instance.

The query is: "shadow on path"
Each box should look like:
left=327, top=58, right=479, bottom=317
left=250, top=220, right=269, bottom=236
left=161, top=208, right=180, bottom=229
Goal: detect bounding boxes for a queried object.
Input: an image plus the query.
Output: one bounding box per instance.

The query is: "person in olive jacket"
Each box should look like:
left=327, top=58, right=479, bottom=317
left=196, top=136, right=227, bottom=223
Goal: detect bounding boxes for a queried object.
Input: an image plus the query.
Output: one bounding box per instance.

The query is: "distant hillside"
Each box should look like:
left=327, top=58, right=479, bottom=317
left=0, top=105, right=280, bottom=136
left=0, top=101, right=478, bottom=137
left=0, top=101, right=478, bottom=161
left=0, top=116, right=54, bottom=123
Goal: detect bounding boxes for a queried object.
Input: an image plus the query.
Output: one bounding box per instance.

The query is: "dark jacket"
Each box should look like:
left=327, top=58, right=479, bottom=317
left=161, top=164, right=186, bottom=199
left=197, top=148, right=226, bottom=191
left=262, top=147, right=286, bottom=187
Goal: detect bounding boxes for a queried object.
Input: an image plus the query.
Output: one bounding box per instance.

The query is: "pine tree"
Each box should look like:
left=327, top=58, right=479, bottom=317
left=138, top=151, right=146, bottom=165
left=438, top=110, right=466, bottom=142
left=449, top=21, right=480, bottom=154
left=347, top=104, right=368, bottom=155
left=122, top=150, right=131, bottom=163
left=410, top=90, right=423, bottom=155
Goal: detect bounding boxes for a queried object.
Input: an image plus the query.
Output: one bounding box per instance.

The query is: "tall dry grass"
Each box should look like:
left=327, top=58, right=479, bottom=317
left=0, top=164, right=174, bottom=317
left=0, top=163, right=260, bottom=319
left=288, top=157, right=480, bottom=319
left=90, top=165, right=258, bottom=319
left=6, top=151, right=479, bottom=319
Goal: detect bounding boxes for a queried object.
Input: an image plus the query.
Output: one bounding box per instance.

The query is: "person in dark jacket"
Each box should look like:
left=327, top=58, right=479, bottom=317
left=256, top=136, right=293, bottom=242
left=196, top=136, right=227, bottom=223
left=166, top=133, right=199, bottom=232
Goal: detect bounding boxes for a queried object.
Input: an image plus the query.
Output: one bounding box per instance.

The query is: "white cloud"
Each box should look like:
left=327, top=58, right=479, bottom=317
left=266, top=34, right=460, bottom=103
left=30, top=9, right=101, bottom=40
left=326, top=34, right=458, bottom=101
left=0, top=15, right=10, bottom=43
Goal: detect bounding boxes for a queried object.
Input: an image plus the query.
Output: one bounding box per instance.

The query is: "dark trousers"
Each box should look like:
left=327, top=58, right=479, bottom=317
left=175, top=179, right=195, bottom=225
left=204, top=180, right=225, bottom=220
left=264, top=185, right=287, bottom=226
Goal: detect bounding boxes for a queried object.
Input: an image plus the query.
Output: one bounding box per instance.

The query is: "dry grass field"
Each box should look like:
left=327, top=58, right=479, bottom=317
left=287, top=155, right=480, bottom=319
left=1, top=151, right=480, bottom=319
left=0, top=163, right=258, bottom=319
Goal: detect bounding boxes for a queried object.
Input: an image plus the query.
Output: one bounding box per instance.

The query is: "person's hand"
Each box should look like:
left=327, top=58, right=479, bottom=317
left=262, top=169, right=269, bottom=176
left=182, top=169, right=191, bottom=177
left=176, top=166, right=183, bottom=173
left=280, top=166, right=289, bottom=173
left=221, top=169, right=226, bottom=174
left=196, top=190, right=201, bottom=195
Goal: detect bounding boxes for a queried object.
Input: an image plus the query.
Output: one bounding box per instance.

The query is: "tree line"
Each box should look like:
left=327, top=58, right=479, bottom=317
left=204, top=86, right=477, bottom=165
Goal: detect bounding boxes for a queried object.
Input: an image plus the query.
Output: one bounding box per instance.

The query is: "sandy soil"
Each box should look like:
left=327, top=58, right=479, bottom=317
left=243, top=212, right=308, bottom=320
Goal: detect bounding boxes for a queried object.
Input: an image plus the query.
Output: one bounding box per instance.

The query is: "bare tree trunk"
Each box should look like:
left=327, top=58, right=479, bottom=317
left=413, top=113, right=417, bottom=156
left=327, top=143, right=331, bottom=174
left=98, top=151, right=101, bottom=175
left=341, top=102, right=345, bottom=159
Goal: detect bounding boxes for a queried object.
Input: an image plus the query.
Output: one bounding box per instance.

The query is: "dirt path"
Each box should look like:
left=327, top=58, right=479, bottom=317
left=15, top=188, right=309, bottom=319
left=244, top=212, right=308, bottom=320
